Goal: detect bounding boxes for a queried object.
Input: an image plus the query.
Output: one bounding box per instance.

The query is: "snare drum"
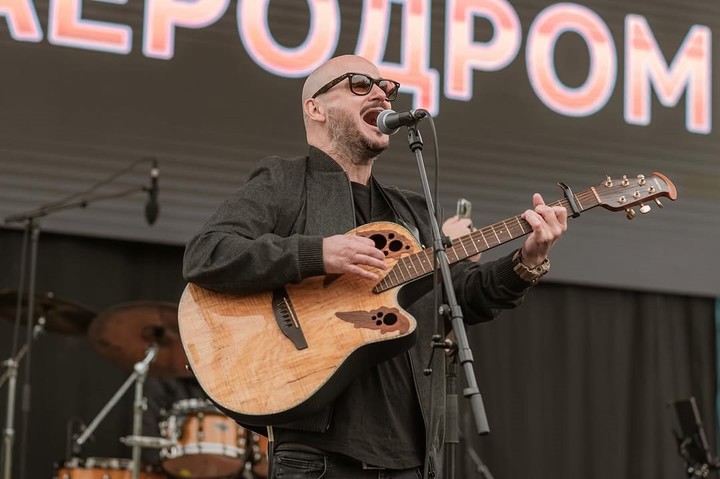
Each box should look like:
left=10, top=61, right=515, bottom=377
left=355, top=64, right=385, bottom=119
left=53, top=457, right=165, bottom=479
left=160, top=398, right=246, bottom=478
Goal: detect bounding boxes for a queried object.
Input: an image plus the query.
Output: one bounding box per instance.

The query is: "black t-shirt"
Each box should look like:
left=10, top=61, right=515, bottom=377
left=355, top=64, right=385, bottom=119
left=278, top=181, right=425, bottom=469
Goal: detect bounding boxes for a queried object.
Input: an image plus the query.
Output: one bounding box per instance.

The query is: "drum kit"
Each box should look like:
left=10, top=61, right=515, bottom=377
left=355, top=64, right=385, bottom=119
left=0, top=290, right=268, bottom=479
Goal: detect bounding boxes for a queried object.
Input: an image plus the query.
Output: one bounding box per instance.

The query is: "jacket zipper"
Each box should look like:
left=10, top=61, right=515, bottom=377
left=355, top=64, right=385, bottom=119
left=428, top=454, right=436, bottom=478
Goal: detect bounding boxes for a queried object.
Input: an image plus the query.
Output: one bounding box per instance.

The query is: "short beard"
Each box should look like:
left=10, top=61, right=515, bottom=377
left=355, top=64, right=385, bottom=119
left=327, top=107, right=387, bottom=165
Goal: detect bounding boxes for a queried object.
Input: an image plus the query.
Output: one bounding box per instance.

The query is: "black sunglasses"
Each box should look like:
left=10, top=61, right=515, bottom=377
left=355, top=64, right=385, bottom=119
left=311, top=72, right=400, bottom=101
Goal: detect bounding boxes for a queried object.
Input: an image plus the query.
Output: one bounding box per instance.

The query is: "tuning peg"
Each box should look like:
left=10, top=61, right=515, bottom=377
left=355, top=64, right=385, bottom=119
left=625, top=208, right=636, bottom=220
left=654, top=198, right=664, bottom=208
left=639, top=204, right=651, bottom=214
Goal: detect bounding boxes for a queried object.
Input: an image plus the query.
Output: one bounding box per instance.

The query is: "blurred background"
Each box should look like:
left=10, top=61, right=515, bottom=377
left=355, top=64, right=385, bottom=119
left=0, top=0, right=717, bottom=478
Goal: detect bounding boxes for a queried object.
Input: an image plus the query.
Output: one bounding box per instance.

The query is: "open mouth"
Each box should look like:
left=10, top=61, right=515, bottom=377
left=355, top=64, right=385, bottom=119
left=362, top=109, right=381, bottom=128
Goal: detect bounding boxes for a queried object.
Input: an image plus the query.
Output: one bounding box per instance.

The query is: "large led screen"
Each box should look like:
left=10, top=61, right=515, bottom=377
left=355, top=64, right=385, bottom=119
left=0, top=0, right=717, bottom=296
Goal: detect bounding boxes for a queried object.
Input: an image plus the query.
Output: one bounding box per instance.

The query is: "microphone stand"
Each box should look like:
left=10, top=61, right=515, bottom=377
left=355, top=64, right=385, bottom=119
left=2, top=176, right=152, bottom=479
left=403, top=122, right=489, bottom=479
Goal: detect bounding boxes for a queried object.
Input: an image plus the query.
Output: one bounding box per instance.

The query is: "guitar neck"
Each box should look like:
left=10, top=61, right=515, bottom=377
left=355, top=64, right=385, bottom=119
left=373, top=186, right=600, bottom=293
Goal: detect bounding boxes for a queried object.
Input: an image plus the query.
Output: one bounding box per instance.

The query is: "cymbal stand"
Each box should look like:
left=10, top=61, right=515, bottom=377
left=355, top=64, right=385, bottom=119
left=75, top=344, right=158, bottom=479
left=1, top=220, right=39, bottom=479
left=0, top=320, right=45, bottom=392
left=2, top=157, right=155, bottom=479
left=0, top=316, right=45, bottom=471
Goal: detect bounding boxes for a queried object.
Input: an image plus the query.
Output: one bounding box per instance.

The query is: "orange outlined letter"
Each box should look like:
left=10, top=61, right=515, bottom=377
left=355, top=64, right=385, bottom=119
left=356, top=0, right=439, bottom=115
left=625, top=15, right=711, bottom=134
left=527, top=3, right=616, bottom=117
left=0, top=0, right=42, bottom=42
left=445, top=0, right=520, bottom=101
left=238, top=0, right=339, bottom=77
left=48, top=0, right=130, bottom=53
left=144, top=0, right=229, bottom=59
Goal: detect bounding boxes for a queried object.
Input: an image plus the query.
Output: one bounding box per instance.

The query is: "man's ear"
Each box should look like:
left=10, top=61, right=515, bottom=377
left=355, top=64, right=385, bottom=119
left=304, top=97, right=326, bottom=122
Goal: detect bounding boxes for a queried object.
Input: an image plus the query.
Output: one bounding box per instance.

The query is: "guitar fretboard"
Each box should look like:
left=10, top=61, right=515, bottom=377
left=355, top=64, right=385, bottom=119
left=373, top=187, right=600, bottom=293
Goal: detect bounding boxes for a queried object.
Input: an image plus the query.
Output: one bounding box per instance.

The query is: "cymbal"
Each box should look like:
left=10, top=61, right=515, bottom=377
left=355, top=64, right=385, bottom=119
left=88, top=301, right=192, bottom=378
left=0, top=289, right=96, bottom=335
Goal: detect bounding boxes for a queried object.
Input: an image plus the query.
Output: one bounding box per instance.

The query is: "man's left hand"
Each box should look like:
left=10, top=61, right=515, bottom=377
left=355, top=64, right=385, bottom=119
left=520, top=193, right=568, bottom=267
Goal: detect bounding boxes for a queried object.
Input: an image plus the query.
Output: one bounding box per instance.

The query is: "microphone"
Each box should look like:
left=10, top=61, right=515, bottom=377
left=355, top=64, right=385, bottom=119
left=376, top=109, right=429, bottom=135
left=144, top=158, right=159, bottom=225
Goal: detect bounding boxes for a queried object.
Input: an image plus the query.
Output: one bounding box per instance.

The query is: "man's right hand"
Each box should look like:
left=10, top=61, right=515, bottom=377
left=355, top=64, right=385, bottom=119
left=322, top=235, right=388, bottom=280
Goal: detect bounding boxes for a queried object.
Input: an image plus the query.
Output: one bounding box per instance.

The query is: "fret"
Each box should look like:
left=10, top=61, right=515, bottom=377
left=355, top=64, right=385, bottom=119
left=408, top=255, right=420, bottom=276
left=500, top=219, right=512, bottom=240
left=575, top=195, right=584, bottom=210
left=490, top=224, right=501, bottom=244
left=401, top=258, right=412, bottom=278
left=514, top=216, right=526, bottom=234
left=395, top=264, right=406, bottom=282
left=456, top=238, right=469, bottom=259
left=422, top=249, right=432, bottom=273
left=389, top=266, right=400, bottom=286
left=478, top=230, right=490, bottom=249
left=469, top=236, right=481, bottom=256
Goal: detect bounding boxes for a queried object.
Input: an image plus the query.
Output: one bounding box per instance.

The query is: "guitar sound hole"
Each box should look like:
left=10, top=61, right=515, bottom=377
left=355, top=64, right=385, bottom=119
left=369, top=234, right=387, bottom=250
left=388, top=240, right=403, bottom=252
left=383, top=313, right=397, bottom=326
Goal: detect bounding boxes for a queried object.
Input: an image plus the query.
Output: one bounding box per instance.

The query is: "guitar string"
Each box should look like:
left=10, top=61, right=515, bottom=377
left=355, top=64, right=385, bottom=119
left=378, top=178, right=666, bottom=291
left=375, top=190, right=597, bottom=292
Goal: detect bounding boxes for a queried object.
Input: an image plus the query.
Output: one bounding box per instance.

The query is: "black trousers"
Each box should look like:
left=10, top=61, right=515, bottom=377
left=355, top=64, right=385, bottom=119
left=271, top=448, right=423, bottom=479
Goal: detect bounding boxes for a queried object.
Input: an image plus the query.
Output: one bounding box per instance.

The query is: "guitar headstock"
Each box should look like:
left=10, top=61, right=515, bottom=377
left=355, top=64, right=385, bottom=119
left=594, top=172, right=677, bottom=219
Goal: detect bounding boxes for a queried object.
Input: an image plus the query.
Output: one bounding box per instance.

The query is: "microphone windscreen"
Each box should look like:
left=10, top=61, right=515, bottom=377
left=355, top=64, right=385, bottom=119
left=376, top=109, right=399, bottom=135
left=145, top=200, right=159, bottom=225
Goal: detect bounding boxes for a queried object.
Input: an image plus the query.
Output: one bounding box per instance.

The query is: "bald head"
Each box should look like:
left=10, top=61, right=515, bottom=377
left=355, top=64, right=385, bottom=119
left=301, top=55, right=379, bottom=103
left=300, top=54, right=391, bottom=172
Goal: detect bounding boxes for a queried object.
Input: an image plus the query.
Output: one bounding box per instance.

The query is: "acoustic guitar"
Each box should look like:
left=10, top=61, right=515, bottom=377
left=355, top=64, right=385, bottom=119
left=178, top=173, right=676, bottom=425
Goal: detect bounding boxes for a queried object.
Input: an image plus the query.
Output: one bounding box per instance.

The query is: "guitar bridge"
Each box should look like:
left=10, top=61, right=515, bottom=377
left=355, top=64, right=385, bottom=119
left=272, top=288, right=308, bottom=350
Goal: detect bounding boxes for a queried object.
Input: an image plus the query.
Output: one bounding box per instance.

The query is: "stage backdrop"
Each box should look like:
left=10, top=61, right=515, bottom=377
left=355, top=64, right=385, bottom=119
left=0, top=0, right=718, bottom=296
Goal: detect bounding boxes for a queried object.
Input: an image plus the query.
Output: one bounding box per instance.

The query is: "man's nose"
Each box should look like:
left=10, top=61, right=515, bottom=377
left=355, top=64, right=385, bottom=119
left=368, top=83, right=391, bottom=105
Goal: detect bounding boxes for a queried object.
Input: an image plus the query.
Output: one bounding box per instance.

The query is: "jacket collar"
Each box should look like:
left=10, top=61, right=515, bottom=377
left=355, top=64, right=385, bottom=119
left=307, top=146, right=347, bottom=173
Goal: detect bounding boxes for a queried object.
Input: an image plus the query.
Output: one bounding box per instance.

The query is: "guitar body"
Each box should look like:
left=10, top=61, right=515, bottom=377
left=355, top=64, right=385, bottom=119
left=178, top=221, right=420, bottom=425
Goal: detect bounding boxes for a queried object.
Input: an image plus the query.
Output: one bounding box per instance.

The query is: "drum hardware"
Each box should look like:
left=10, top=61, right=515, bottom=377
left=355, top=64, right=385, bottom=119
left=74, top=343, right=159, bottom=479
left=120, top=435, right=175, bottom=449
left=250, top=433, right=269, bottom=478
left=83, top=301, right=203, bottom=478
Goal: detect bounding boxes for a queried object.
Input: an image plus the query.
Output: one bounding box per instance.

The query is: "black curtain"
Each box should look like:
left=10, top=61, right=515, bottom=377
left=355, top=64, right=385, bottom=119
left=0, top=228, right=715, bottom=479
left=460, top=283, right=716, bottom=479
